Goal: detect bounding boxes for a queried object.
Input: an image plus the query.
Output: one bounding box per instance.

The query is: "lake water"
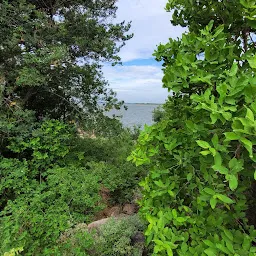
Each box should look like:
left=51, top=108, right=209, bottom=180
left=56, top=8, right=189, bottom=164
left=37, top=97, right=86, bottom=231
left=105, top=103, right=160, bottom=128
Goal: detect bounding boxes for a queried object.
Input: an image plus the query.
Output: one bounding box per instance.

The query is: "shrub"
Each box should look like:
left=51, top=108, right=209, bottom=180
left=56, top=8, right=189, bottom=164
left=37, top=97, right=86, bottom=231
left=94, top=215, right=145, bottom=256
left=0, top=114, right=147, bottom=254
left=129, top=3, right=256, bottom=255
left=152, top=105, right=164, bottom=123
left=57, top=229, right=94, bottom=256
left=66, top=130, right=147, bottom=204
left=3, top=247, right=23, bottom=256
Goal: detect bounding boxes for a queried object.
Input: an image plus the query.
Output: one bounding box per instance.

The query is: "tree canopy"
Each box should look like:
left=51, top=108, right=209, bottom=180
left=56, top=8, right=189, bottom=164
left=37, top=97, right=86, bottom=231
left=0, top=0, right=132, bottom=121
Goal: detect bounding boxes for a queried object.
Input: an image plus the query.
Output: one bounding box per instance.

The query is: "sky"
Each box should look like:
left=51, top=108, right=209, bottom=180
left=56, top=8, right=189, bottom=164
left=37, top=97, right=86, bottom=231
left=103, top=0, right=186, bottom=103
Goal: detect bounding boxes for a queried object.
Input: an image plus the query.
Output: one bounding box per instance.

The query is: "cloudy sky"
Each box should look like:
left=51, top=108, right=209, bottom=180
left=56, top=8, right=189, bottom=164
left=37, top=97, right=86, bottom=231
left=103, top=0, right=186, bottom=103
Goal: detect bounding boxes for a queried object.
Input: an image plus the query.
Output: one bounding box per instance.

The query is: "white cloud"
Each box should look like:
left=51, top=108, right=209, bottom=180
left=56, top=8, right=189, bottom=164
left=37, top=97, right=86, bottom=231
left=103, top=64, right=169, bottom=103
left=116, top=0, right=186, bottom=61
left=102, top=0, right=186, bottom=103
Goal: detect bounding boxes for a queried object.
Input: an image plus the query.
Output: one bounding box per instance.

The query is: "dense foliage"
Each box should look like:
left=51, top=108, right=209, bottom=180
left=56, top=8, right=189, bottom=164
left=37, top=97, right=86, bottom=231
left=0, top=0, right=148, bottom=255
left=57, top=215, right=145, bottom=256
left=129, top=0, right=256, bottom=255
left=152, top=105, right=164, bottom=123
left=0, top=0, right=131, bottom=122
left=0, top=117, right=145, bottom=254
left=94, top=215, right=145, bottom=256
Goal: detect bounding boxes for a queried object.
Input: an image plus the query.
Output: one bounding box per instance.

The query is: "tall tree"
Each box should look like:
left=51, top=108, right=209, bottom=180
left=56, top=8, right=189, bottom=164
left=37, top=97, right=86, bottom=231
left=0, top=0, right=132, bottom=120
left=0, top=2, right=134, bottom=254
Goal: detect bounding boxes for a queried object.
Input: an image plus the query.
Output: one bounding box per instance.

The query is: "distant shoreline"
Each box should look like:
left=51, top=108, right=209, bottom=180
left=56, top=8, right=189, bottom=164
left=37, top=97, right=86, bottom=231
left=106, top=102, right=159, bottom=127
left=124, top=103, right=162, bottom=105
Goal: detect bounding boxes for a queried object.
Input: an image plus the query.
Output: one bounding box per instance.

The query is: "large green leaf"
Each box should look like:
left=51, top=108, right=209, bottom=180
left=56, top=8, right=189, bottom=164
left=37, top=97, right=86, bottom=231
left=228, top=175, right=238, bottom=191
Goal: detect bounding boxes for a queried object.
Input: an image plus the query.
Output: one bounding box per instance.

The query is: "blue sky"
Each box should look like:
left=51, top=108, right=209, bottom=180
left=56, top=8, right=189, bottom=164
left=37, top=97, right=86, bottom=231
left=103, top=0, right=186, bottom=103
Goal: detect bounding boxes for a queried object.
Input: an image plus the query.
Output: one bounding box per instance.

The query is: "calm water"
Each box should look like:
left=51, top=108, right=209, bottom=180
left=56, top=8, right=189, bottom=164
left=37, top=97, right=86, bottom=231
left=105, top=103, right=160, bottom=128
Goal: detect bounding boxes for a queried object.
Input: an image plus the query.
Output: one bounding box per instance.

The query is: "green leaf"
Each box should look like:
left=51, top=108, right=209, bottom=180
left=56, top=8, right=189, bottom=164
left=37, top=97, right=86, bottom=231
left=166, top=248, right=173, bottom=256
left=204, top=187, right=215, bottom=195
left=222, top=111, right=232, bottom=120
left=213, top=24, right=224, bottom=36
left=214, top=153, right=222, bottom=166
left=210, top=197, right=217, bottom=209
left=187, top=173, right=193, bottom=181
left=228, top=158, right=238, bottom=169
left=216, top=194, right=234, bottom=204
left=203, top=240, right=215, bottom=247
left=242, top=236, right=251, bottom=250
left=240, top=0, right=251, bottom=8
left=254, top=170, right=256, bottom=180
left=226, top=239, right=234, bottom=253
left=204, top=248, right=217, bottom=256
left=200, top=150, right=211, bottom=156
left=209, top=147, right=217, bottom=156
left=210, top=113, right=218, bottom=124
left=196, top=140, right=210, bottom=149
left=247, top=19, right=256, bottom=29
left=228, top=175, right=238, bottom=191
left=172, top=209, right=177, bottom=219
left=207, top=20, right=214, bottom=31
left=240, top=137, right=253, bottom=158
left=126, top=155, right=133, bottom=161
left=229, top=62, right=238, bottom=76
left=211, top=134, right=219, bottom=148
left=186, top=120, right=195, bottom=130
left=223, top=229, right=233, bottom=241
left=224, top=132, right=240, bottom=141
left=216, top=243, right=230, bottom=254
left=246, top=107, right=254, bottom=122
left=217, top=83, right=227, bottom=101
left=176, top=217, right=187, bottom=222
left=154, top=239, right=164, bottom=246
left=213, top=164, right=228, bottom=174
left=248, top=55, right=256, bottom=69
left=181, top=242, right=188, bottom=253
left=154, top=180, right=166, bottom=188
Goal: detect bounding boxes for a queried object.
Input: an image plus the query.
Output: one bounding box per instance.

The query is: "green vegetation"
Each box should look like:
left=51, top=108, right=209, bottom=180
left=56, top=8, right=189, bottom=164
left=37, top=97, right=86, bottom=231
left=0, top=0, right=131, bottom=125
left=152, top=105, right=164, bottom=123
left=57, top=215, right=146, bottom=256
left=94, top=215, right=145, bottom=256
left=0, top=116, right=146, bottom=254
left=0, top=0, right=147, bottom=255
left=129, top=0, right=256, bottom=255
left=2, top=0, right=256, bottom=255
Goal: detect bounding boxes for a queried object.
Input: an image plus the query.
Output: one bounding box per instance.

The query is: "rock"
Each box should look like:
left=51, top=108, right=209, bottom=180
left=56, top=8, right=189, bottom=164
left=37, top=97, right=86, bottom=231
left=104, top=206, right=122, bottom=217
left=95, top=205, right=122, bottom=220
left=87, top=218, right=109, bottom=231
left=132, top=232, right=145, bottom=244
left=94, top=210, right=106, bottom=220
left=123, top=204, right=137, bottom=215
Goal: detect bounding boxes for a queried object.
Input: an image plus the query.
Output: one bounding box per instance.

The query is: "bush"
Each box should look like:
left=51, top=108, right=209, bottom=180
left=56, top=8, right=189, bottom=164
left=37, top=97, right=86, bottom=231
left=95, top=215, right=145, bottom=256
left=152, top=105, right=164, bottom=123
left=0, top=163, right=103, bottom=255
left=0, top=191, right=71, bottom=255
left=0, top=116, right=147, bottom=254
left=0, top=120, right=102, bottom=255
left=3, top=247, right=24, bottom=256
left=57, top=229, right=94, bottom=256
left=129, top=5, right=256, bottom=255
left=55, top=215, right=146, bottom=256
left=65, top=130, right=147, bottom=204
left=86, top=161, right=146, bottom=204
